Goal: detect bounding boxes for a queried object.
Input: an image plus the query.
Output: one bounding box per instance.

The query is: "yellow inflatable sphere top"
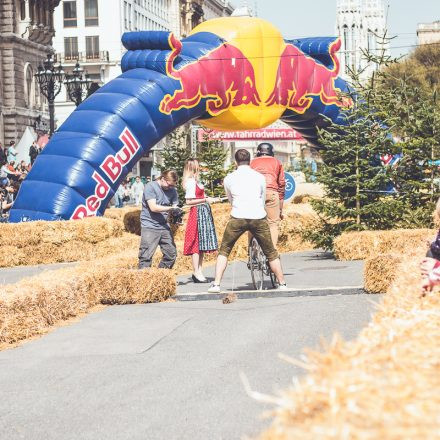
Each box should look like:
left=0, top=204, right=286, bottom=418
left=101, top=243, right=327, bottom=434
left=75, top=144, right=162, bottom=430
left=190, top=17, right=287, bottom=130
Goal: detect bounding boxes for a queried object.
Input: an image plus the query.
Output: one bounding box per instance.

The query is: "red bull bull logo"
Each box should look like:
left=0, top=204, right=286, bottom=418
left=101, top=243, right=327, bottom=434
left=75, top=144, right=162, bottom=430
left=160, top=34, right=261, bottom=117
left=266, top=39, right=350, bottom=114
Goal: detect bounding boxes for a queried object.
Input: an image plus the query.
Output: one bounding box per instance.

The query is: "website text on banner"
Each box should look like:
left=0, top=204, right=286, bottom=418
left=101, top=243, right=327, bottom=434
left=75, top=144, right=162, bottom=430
left=198, top=128, right=304, bottom=141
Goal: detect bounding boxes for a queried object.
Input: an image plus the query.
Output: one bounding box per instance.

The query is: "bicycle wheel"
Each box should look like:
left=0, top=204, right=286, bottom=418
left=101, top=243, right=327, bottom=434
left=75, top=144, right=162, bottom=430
left=249, top=237, right=265, bottom=290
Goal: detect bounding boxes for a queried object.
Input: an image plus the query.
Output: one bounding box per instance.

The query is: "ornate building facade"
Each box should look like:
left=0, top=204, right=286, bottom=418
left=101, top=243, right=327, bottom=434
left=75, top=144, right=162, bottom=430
left=0, top=0, right=61, bottom=146
left=180, top=0, right=233, bottom=37
left=417, top=21, right=440, bottom=45
left=336, top=0, right=388, bottom=79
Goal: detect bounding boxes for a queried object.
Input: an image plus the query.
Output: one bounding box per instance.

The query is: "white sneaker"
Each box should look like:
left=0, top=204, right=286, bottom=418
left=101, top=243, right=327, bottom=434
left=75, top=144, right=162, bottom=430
left=277, top=283, right=288, bottom=291
left=208, top=283, right=221, bottom=293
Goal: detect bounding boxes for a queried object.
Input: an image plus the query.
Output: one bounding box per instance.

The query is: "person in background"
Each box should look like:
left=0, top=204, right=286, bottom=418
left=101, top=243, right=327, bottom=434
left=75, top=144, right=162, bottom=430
left=250, top=142, right=286, bottom=247
left=6, top=161, right=20, bottom=181
left=29, top=141, right=40, bottom=165
left=138, top=170, right=180, bottom=269
left=131, top=176, right=145, bottom=206
left=1, top=182, right=18, bottom=214
left=0, top=142, right=6, bottom=166
left=114, top=184, right=124, bottom=208
left=182, top=158, right=219, bottom=283
left=208, top=149, right=287, bottom=293
left=7, top=141, right=17, bottom=164
left=17, top=160, right=28, bottom=175
left=0, top=162, right=10, bottom=187
left=122, top=181, right=131, bottom=205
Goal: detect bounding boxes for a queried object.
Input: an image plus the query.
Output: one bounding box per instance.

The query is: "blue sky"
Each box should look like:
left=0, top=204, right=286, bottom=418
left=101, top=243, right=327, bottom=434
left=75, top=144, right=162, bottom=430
left=253, top=0, right=440, bottom=56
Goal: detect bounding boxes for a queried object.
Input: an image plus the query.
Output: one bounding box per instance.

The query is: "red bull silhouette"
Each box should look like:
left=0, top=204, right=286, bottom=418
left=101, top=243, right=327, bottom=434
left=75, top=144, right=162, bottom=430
left=160, top=34, right=261, bottom=116
left=266, top=39, right=350, bottom=114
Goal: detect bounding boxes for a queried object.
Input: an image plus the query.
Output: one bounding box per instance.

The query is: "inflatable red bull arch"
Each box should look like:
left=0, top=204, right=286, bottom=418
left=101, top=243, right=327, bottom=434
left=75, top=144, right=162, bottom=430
left=9, top=17, right=351, bottom=222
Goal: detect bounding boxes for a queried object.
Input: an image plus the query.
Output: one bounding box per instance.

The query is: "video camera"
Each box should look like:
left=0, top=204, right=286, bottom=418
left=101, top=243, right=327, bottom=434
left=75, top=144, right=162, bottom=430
left=168, top=206, right=185, bottom=225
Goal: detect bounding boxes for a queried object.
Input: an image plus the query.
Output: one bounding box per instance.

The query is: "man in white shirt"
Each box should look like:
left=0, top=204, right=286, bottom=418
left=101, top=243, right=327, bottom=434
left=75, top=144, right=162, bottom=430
left=208, top=149, right=287, bottom=293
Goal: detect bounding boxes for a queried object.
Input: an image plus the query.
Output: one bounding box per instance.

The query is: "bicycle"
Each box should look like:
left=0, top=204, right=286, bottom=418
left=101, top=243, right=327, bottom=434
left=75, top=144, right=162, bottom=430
left=247, top=236, right=278, bottom=290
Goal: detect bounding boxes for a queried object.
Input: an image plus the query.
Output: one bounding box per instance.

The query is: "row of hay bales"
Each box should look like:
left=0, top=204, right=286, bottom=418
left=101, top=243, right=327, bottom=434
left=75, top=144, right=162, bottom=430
left=0, top=252, right=175, bottom=346
left=258, top=254, right=440, bottom=439
left=0, top=216, right=136, bottom=267
left=0, top=202, right=317, bottom=347
left=333, top=229, right=435, bottom=293
left=121, top=201, right=317, bottom=259
left=0, top=202, right=316, bottom=269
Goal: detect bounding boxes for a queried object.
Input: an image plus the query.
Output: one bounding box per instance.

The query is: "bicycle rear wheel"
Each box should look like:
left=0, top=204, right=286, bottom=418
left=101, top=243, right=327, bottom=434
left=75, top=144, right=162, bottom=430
left=249, top=237, right=265, bottom=290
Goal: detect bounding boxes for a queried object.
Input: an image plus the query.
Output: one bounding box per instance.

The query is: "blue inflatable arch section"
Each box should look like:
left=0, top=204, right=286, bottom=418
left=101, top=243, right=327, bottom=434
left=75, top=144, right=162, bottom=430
left=9, top=31, right=350, bottom=222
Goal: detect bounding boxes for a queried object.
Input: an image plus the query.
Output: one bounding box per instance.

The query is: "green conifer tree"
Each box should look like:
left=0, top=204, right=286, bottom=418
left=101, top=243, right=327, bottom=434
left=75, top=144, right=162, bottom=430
left=303, top=35, right=403, bottom=249
left=197, top=135, right=231, bottom=197
left=156, top=129, right=192, bottom=200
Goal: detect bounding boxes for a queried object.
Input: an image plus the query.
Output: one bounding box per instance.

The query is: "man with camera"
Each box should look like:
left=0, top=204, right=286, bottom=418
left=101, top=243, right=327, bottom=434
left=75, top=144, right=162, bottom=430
left=138, top=169, right=183, bottom=269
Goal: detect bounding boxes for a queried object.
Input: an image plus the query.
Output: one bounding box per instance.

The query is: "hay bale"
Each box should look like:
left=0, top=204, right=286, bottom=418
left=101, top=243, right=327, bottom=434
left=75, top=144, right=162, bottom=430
left=334, top=229, right=434, bottom=261
left=363, top=254, right=403, bottom=293
left=123, top=209, right=141, bottom=235
left=258, top=246, right=440, bottom=439
left=96, top=268, right=176, bottom=304
left=0, top=217, right=122, bottom=248
left=92, top=233, right=140, bottom=259
left=112, top=202, right=317, bottom=257
left=104, top=206, right=139, bottom=221
left=0, top=259, right=176, bottom=345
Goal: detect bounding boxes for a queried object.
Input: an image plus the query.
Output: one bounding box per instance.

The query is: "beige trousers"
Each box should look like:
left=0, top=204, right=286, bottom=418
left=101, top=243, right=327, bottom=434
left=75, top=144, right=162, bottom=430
left=265, top=190, right=281, bottom=246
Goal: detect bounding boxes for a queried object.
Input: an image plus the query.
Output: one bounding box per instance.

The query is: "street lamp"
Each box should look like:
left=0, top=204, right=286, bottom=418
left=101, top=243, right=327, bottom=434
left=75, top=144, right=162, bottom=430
left=64, top=61, right=93, bottom=107
left=35, top=54, right=65, bottom=136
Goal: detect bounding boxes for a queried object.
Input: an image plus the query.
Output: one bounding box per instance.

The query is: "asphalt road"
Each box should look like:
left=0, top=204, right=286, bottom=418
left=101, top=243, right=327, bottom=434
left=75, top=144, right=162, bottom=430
left=176, top=250, right=364, bottom=300
left=0, top=300, right=377, bottom=439
left=0, top=251, right=376, bottom=439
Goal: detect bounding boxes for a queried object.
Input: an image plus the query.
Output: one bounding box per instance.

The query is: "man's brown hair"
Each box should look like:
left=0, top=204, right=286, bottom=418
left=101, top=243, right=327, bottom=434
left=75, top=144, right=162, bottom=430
left=160, top=169, right=178, bottom=183
left=235, top=149, right=250, bottom=165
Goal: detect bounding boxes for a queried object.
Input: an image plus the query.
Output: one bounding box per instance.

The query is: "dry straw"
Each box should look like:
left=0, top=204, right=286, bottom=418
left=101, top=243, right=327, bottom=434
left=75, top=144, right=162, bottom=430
left=0, top=255, right=175, bottom=345
left=363, top=253, right=403, bottom=293
left=120, top=202, right=317, bottom=258
left=258, top=242, right=440, bottom=439
left=0, top=202, right=318, bottom=346
left=334, top=229, right=434, bottom=261
left=0, top=217, right=127, bottom=268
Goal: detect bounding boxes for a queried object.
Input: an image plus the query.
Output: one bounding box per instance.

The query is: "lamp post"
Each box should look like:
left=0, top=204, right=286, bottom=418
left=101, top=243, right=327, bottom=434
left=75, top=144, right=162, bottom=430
left=64, top=61, right=93, bottom=107
left=35, top=54, right=65, bottom=136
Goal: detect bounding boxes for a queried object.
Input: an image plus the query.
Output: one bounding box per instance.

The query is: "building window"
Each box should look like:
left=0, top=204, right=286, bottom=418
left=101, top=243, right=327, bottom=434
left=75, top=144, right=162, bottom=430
left=86, top=36, right=99, bottom=59
left=20, top=1, right=26, bottom=20
left=24, top=64, right=34, bottom=108
left=85, top=0, right=99, bottom=26
left=64, top=37, right=79, bottom=60
left=63, top=1, right=77, bottom=27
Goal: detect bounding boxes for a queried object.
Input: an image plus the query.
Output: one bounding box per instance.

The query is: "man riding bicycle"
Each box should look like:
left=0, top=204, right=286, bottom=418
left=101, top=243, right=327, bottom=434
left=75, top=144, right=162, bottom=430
left=207, top=149, right=287, bottom=293
left=250, top=142, right=286, bottom=247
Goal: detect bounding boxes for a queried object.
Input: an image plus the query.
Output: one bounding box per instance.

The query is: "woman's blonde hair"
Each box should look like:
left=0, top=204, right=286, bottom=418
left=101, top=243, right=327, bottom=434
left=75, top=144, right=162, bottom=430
left=182, top=158, right=200, bottom=189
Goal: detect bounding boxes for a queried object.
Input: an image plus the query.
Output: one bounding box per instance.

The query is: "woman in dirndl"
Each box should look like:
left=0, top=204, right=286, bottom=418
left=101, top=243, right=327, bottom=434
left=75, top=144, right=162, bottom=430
left=183, top=159, right=219, bottom=283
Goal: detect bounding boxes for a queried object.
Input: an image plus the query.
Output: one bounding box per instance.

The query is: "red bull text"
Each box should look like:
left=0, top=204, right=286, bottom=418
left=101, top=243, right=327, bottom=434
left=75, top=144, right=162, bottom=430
left=71, top=127, right=140, bottom=219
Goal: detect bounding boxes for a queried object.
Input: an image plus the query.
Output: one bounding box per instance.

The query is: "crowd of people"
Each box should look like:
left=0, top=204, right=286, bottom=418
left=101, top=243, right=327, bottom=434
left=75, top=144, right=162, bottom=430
left=113, top=175, right=152, bottom=208
left=0, top=140, right=43, bottom=221
left=137, top=142, right=289, bottom=292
